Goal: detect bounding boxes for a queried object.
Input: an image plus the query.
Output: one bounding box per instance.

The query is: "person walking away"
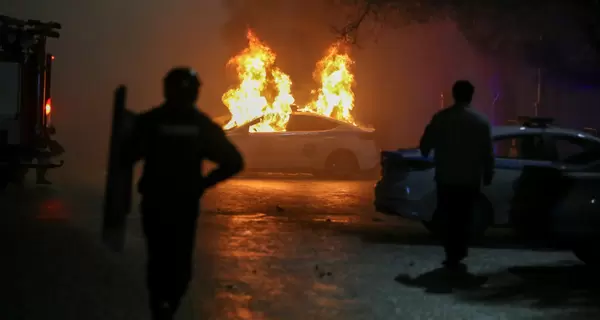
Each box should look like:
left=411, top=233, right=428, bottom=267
left=419, top=80, right=494, bottom=270
left=125, top=67, right=244, bottom=319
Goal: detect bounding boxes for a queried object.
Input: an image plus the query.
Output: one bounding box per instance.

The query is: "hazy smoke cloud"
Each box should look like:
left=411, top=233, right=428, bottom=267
left=219, top=0, right=347, bottom=104
left=8, top=0, right=595, bottom=184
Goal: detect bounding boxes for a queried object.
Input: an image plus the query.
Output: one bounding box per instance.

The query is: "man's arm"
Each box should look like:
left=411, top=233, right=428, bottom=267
left=419, top=114, right=438, bottom=157
left=203, top=121, right=244, bottom=189
left=482, top=121, right=495, bottom=185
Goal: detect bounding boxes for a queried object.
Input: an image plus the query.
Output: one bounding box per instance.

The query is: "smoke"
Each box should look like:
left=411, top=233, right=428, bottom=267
left=219, top=0, right=347, bottom=104
left=217, top=1, right=497, bottom=147
left=1, top=0, right=231, bottom=184
left=5, top=0, right=568, bottom=185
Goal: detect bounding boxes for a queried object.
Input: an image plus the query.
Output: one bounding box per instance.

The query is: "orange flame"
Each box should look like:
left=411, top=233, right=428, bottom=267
left=300, top=43, right=355, bottom=124
left=222, top=30, right=294, bottom=132
left=222, top=31, right=356, bottom=132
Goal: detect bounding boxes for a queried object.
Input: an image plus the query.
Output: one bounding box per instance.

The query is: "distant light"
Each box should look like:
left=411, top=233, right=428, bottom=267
left=577, top=133, right=585, bottom=138
left=51, top=55, right=55, bottom=60
left=591, top=198, right=596, bottom=204
left=520, top=127, right=526, bottom=130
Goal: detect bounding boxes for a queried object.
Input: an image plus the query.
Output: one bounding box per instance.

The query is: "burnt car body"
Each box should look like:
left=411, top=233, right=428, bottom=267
left=225, top=112, right=379, bottom=178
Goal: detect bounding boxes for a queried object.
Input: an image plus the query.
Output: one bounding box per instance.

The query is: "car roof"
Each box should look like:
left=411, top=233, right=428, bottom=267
left=492, top=125, right=600, bottom=142
left=291, top=111, right=347, bottom=124
left=292, top=112, right=375, bottom=132
left=223, top=112, right=364, bottom=131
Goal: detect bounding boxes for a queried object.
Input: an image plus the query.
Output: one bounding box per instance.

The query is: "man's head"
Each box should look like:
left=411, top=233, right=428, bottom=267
left=452, top=80, right=474, bottom=105
left=163, top=67, right=202, bottom=105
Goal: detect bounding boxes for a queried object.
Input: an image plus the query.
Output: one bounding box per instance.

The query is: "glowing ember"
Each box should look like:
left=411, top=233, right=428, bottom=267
left=300, top=43, right=355, bottom=124
left=222, top=30, right=356, bottom=132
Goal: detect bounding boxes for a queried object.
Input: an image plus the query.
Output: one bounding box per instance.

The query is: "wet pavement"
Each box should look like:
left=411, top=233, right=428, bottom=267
left=1, top=174, right=599, bottom=319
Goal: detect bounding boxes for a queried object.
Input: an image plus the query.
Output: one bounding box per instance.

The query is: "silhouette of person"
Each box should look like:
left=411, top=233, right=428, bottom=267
left=126, top=67, right=244, bottom=319
left=36, top=126, right=64, bottom=185
left=419, top=80, right=494, bottom=270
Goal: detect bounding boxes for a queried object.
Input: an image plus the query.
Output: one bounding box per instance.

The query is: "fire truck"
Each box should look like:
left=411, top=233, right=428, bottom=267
left=0, top=15, right=64, bottom=191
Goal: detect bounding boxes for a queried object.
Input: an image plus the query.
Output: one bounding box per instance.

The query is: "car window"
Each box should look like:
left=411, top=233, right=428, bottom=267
left=493, top=135, right=548, bottom=161
left=556, top=138, right=586, bottom=160
left=549, top=135, right=600, bottom=164
left=286, top=115, right=339, bottom=132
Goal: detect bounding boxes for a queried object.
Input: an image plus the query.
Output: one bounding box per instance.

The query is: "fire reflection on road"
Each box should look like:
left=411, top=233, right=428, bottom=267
left=199, top=208, right=365, bottom=320
left=202, top=178, right=375, bottom=220
left=192, top=178, right=377, bottom=319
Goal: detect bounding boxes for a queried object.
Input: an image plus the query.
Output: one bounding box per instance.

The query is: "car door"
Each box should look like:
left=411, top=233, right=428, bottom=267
left=544, top=133, right=600, bottom=164
left=282, top=114, right=342, bottom=169
left=541, top=133, right=600, bottom=231
left=259, top=115, right=318, bottom=169
left=225, top=118, right=274, bottom=170
left=485, top=133, right=552, bottom=224
left=227, top=128, right=260, bottom=169
left=241, top=116, right=307, bottom=170
left=245, top=131, right=284, bottom=169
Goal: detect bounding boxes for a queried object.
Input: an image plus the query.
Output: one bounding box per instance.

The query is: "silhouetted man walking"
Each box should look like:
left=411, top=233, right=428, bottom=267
left=419, top=80, right=494, bottom=270
left=127, top=67, right=244, bottom=319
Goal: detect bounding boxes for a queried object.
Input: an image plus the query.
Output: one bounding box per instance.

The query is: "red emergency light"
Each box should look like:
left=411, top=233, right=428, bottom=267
left=45, top=98, right=52, bottom=116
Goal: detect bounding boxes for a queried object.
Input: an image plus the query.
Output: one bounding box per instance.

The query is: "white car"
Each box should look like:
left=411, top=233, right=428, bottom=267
left=375, top=118, right=600, bottom=235
left=225, top=112, right=379, bottom=177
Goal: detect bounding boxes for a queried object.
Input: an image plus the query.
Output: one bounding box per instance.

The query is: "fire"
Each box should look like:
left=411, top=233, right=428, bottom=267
left=222, top=30, right=294, bottom=132
left=222, top=30, right=356, bottom=132
left=299, top=43, right=355, bottom=124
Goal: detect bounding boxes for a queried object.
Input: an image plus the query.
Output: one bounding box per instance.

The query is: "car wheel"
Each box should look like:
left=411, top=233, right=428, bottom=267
left=573, top=245, right=600, bottom=266
left=422, top=195, right=493, bottom=242
left=323, top=150, right=360, bottom=179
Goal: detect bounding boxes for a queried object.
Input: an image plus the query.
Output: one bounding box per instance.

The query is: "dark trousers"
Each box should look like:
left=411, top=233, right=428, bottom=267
left=434, top=184, right=479, bottom=264
left=141, top=195, right=200, bottom=319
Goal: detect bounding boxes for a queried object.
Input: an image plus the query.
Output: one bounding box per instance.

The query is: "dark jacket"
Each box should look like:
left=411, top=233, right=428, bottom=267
left=419, top=104, right=494, bottom=187
left=128, top=104, right=244, bottom=196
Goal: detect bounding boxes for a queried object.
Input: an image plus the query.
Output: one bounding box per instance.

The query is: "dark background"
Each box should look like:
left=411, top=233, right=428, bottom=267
left=3, top=0, right=599, bottom=175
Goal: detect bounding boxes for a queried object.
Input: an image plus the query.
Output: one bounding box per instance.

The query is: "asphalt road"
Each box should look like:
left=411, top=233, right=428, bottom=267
left=1, top=173, right=599, bottom=320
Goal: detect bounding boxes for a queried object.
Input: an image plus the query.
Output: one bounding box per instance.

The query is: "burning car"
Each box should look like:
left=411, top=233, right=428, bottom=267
left=217, top=30, right=376, bottom=177
left=374, top=117, right=600, bottom=265
left=225, top=111, right=379, bottom=178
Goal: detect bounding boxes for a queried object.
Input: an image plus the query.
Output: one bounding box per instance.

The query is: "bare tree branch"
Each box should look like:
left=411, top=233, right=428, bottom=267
left=330, top=0, right=600, bottom=83
left=331, top=0, right=375, bottom=44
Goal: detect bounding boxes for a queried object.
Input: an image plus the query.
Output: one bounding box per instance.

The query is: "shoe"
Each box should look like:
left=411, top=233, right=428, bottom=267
left=442, top=260, right=467, bottom=272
